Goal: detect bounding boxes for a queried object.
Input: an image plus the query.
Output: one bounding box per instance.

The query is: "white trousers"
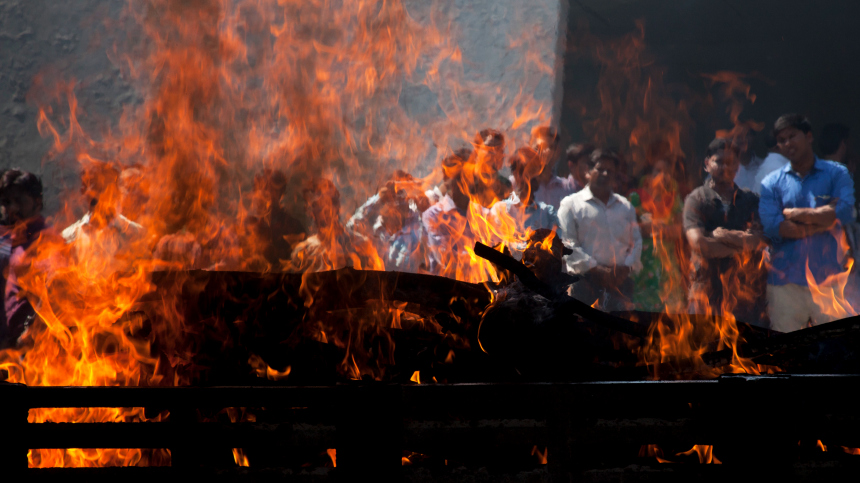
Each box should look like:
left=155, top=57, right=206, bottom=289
left=766, top=283, right=838, bottom=333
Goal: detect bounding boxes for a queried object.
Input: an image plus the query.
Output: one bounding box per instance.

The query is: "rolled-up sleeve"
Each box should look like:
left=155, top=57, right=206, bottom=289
left=832, top=164, right=856, bottom=225
left=758, top=175, right=784, bottom=243
left=558, top=197, right=597, bottom=275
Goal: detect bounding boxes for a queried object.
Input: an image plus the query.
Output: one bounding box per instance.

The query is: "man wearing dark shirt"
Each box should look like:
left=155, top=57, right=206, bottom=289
left=0, top=169, right=48, bottom=348
left=684, top=139, right=767, bottom=325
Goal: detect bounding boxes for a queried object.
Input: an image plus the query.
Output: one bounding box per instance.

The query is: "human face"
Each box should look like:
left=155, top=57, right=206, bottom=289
left=586, top=158, right=617, bottom=192
left=704, top=149, right=740, bottom=186
left=568, top=158, right=589, bottom=185
left=776, top=127, right=814, bottom=163
left=0, top=186, right=41, bottom=225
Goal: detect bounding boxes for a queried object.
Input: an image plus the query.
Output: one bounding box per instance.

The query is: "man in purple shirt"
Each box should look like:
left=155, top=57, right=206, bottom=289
left=527, top=126, right=576, bottom=210
left=0, top=169, right=48, bottom=348
left=759, top=114, right=855, bottom=332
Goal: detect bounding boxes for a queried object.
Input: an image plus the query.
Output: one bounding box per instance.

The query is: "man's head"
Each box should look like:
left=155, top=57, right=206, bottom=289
left=509, top=147, right=542, bottom=203
left=819, top=123, right=850, bottom=163
left=732, top=129, right=756, bottom=163
left=566, top=143, right=595, bottom=186
left=472, top=129, right=506, bottom=172
left=773, top=114, right=814, bottom=164
left=704, top=138, right=741, bottom=186
left=81, top=161, right=121, bottom=209
left=0, top=168, right=43, bottom=225
left=529, top=126, right=560, bottom=173
left=585, top=149, right=621, bottom=193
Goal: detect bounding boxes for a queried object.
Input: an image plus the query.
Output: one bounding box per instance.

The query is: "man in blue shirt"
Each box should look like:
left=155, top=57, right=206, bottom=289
left=759, top=114, right=855, bottom=332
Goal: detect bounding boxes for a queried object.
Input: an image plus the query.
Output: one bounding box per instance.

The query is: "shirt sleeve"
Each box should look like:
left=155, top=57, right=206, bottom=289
left=758, top=175, right=784, bottom=243
left=624, top=203, right=643, bottom=272
left=832, top=164, right=855, bottom=225
left=682, top=190, right=705, bottom=232
left=558, top=197, right=597, bottom=275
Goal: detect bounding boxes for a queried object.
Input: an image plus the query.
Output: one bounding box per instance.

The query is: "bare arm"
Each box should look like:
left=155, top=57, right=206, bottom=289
left=783, top=205, right=837, bottom=227
left=686, top=228, right=739, bottom=259
left=777, top=219, right=831, bottom=239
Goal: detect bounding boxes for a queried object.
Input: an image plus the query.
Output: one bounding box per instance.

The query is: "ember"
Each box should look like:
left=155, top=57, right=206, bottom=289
left=0, top=0, right=859, bottom=479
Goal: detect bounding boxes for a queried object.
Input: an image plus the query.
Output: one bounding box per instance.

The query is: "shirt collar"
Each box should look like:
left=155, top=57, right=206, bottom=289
left=783, top=156, right=825, bottom=176
left=581, top=185, right=617, bottom=206
left=703, top=178, right=739, bottom=203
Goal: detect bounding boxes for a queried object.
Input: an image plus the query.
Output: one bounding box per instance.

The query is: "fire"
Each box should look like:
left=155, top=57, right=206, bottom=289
left=640, top=444, right=721, bottom=464
left=1, top=0, right=555, bottom=468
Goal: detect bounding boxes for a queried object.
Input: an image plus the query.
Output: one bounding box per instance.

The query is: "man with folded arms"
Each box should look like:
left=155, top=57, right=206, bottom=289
left=759, top=114, right=855, bottom=332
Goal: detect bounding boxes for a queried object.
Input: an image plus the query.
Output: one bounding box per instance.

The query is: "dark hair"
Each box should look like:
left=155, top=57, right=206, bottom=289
left=509, top=146, right=540, bottom=180
left=441, top=148, right=472, bottom=181
left=586, top=149, right=621, bottom=169
left=566, top=143, right=596, bottom=164
left=819, top=123, right=850, bottom=156
left=473, top=129, right=505, bottom=149
left=773, top=114, right=813, bottom=137
left=705, top=138, right=739, bottom=159
left=0, top=168, right=43, bottom=201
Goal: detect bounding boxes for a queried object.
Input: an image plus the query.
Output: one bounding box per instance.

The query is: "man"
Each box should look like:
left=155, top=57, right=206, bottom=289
left=527, top=126, right=575, bottom=210
left=565, top=143, right=595, bottom=194
left=760, top=114, right=855, bottom=332
left=0, top=169, right=49, bottom=348
left=734, top=129, right=788, bottom=194
left=469, top=128, right=511, bottom=207
left=422, top=152, right=492, bottom=277
left=558, top=149, right=642, bottom=311
left=346, top=170, right=430, bottom=272
left=491, top=147, right=558, bottom=258
left=684, top=138, right=767, bottom=325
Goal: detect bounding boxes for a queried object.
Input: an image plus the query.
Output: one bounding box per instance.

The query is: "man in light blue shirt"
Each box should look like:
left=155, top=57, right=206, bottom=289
left=759, top=114, right=855, bottom=332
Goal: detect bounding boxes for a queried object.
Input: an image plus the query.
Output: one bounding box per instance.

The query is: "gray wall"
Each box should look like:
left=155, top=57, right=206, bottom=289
left=0, top=0, right=565, bottom=216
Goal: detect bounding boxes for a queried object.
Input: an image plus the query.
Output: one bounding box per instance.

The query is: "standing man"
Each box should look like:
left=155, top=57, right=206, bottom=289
left=684, top=139, right=767, bottom=325
left=734, top=130, right=788, bottom=194
left=0, top=169, right=49, bottom=348
left=558, top=149, right=642, bottom=311
left=527, top=126, right=575, bottom=210
left=760, top=114, right=855, bottom=332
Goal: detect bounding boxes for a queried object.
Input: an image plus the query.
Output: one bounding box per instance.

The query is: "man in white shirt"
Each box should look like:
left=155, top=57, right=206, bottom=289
left=558, top=149, right=642, bottom=311
left=734, top=130, right=789, bottom=194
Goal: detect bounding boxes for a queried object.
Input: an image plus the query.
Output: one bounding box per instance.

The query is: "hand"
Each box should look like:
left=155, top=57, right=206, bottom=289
left=712, top=227, right=745, bottom=248
left=782, top=207, right=799, bottom=220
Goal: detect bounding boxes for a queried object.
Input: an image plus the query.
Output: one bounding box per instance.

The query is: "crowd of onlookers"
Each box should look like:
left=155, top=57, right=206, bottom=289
left=0, top=112, right=856, bottom=349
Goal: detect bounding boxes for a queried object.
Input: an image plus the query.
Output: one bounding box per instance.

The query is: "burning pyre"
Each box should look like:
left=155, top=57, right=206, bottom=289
left=0, top=0, right=857, bottom=470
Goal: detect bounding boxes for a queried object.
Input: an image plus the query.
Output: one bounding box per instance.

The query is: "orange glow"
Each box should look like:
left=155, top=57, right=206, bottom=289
left=326, top=449, right=337, bottom=467
left=640, top=444, right=720, bottom=464
left=232, top=448, right=250, bottom=467
left=531, top=445, right=548, bottom=465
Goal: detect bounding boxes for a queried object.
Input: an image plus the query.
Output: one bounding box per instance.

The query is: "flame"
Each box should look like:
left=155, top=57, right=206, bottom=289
left=410, top=370, right=422, bottom=384
left=326, top=448, right=337, bottom=467
left=640, top=444, right=720, bottom=464
left=530, top=445, right=548, bottom=465
left=232, top=448, right=250, bottom=467
left=816, top=440, right=828, bottom=452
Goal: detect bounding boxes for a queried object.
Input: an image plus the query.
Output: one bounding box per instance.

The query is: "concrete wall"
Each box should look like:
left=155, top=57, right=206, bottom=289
left=0, top=0, right=565, bottom=214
